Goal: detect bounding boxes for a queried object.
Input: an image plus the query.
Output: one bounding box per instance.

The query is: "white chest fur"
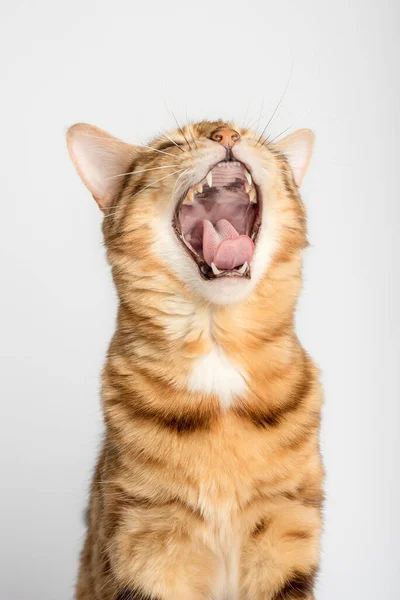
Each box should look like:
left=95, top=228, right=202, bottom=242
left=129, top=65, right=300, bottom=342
left=187, top=345, right=248, bottom=408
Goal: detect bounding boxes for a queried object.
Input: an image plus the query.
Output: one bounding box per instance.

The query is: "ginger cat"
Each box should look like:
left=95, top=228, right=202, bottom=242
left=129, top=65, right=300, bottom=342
left=67, top=119, right=323, bottom=600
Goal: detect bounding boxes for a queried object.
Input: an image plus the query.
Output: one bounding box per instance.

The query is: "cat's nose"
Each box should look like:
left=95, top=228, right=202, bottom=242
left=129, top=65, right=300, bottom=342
left=210, top=128, right=240, bottom=147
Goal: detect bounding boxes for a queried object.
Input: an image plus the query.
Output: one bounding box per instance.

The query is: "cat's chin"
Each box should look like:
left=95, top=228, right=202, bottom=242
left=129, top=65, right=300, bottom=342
left=155, top=200, right=273, bottom=306
left=189, top=275, right=258, bottom=305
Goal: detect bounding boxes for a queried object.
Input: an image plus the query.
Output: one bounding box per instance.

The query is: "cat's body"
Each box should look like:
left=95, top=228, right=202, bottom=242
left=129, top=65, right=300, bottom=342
left=67, top=120, right=323, bottom=600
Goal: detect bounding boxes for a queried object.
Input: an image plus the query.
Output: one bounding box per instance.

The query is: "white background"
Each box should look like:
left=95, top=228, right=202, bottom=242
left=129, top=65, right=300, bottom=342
left=0, top=1, right=399, bottom=598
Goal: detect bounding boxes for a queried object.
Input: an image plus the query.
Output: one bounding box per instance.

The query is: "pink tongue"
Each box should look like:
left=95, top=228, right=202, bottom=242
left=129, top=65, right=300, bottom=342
left=202, top=219, right=254, bottom=270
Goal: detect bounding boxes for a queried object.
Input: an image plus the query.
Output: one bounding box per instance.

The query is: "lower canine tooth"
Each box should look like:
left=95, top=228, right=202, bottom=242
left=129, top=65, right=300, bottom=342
left=195, top=184, right=203, bottom=193
left=206, top=171, right=213, bottom=187
left=211, top=262, right=222, bottom=275
left=238, top=262, right=248, bottom=274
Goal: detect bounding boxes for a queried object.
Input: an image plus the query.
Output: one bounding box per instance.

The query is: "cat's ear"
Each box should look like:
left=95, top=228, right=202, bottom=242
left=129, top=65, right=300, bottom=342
left=274, top=129, right=315, bottom=187
left=66, top=123, right=138, bottom=210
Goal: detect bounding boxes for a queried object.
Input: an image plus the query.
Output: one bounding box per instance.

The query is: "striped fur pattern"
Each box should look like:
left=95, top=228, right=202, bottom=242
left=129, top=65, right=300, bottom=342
left=67, top=120, right=324, bottom=600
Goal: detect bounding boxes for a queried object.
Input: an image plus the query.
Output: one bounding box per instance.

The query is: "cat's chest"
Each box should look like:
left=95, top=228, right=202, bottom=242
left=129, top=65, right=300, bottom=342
left=186, top=344, right=248, bottom=409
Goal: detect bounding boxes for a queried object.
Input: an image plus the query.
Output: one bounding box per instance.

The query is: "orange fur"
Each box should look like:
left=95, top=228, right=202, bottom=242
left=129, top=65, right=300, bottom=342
left=67, top=120, right=323, bottom=600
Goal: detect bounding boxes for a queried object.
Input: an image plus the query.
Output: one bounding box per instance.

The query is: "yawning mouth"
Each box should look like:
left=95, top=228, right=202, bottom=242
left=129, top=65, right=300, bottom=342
left=173, top=161, right=261, bottom=280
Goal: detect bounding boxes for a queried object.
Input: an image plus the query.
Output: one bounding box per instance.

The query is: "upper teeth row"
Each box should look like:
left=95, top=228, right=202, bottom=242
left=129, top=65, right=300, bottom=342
left=183, top=167, right=255, bottom=204
left=216, top=161, right=241, bottom=168
left=215, top=163, right=252, bottom=185
left=208, top=167, right=252, bottom=188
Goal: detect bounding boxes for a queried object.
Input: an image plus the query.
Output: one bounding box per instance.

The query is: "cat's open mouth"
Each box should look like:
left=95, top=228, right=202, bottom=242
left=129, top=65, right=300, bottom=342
left=173, top=161, right=261, bottom=280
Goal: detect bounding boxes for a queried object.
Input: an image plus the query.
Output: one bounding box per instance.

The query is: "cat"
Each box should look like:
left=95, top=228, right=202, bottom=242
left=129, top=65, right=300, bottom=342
left=67, top=119, right=324, bottom=600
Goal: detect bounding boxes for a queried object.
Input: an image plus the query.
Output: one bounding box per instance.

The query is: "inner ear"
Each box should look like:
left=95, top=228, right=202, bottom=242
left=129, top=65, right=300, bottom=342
left=274, top=129, right=315, bottom=187
left=66, top=123, right=138, bottom=210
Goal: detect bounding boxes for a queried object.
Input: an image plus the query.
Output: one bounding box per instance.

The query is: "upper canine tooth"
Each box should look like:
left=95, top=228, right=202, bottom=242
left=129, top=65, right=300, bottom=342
left=238, top=262, right=248, bottom=274
left=245, top=182, right=251, bottom=194
left=206, top=171, right=213, bottom=187
left=183, top=188, right=195, bottom=204
left=244, top=169, right=252, bottom=185
left=195, top=184, right=203, bottom=194
left=249, top=187, right=257, bottom=203
left=211, top=262, right=222, bottom=275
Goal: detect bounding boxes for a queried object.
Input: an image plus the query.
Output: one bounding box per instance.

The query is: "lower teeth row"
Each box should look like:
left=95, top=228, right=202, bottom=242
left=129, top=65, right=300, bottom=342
left=210, top=262, right=248, bottom=276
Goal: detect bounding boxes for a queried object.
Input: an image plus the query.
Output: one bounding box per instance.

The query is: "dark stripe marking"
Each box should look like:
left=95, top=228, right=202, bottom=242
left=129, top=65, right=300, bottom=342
left=281, top=488, right=324, bottom=510
left=235, top=355, right=312, bottom=429
left=107, top=380, right=215, bottom=434
left=251, top=516, right=271, bottom=536
left=117, top=587, right=161, bottom=600
left=272, top=568, right=317, bottom=599
left=130, top=403, right=213, bottom=433
left=284, top=530, right=312, bottom=540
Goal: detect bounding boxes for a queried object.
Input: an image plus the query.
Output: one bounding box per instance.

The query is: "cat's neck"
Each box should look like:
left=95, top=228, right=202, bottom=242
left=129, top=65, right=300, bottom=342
left=115, top=287, right=298, bottom=367
left=110, top=253, right=303, bottom=404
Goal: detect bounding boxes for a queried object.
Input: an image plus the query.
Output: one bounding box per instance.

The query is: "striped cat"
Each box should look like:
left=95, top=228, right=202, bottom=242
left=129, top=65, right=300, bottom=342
left=67, top=119, right=323, bottom=600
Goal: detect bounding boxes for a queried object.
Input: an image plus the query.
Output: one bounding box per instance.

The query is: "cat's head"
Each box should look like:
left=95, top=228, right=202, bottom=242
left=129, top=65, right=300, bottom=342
left=67, top=120, right=313, bottom=306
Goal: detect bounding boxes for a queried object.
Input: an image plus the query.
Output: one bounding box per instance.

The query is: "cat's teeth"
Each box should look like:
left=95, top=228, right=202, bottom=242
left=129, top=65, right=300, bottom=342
left=195, top=184, right=203, bottom=194
left=238, top=262, right=248, bottom=275
left=183, top=188, right=195, bottom=204
left=244, top=169, right=252, bottom=185
left=245, top=181, right=257, bottom=203
left=206, top=171, right=213, bottom=187
left=211, top=262, right=222, bottom=275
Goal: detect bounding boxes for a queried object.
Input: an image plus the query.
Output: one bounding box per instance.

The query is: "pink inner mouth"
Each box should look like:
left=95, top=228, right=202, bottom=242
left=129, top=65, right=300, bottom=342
left=202, top=219, right=254, bottom=270
left=176, top=161, right=259, bottom=278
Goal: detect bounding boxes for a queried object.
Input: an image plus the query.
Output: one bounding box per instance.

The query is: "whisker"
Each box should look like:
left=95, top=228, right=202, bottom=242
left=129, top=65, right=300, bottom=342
left=265, top=99, right=316, bottom=146
left=106, top=165, right=181, bottom=180
left=188, top=129, right=198, bottom=149
left=138, top=145, right=177, bottom=158
left=170, top=168, right=189, bottom=203
left=246, top=114, right=264, bottom=131
left=242, top=96, right=252, bottom=129
left=160, top=132, right=185, bottom=153
left=186, top=122, right=199, bottom=149
left=267, top=126, right=294, bottom=144
left=76, top=133, right=177, bottom=158
left=103, top=169, right=185, bottom=218
left=170, top=109, right=192, bottom=150
left=256, top=60, right=294, bottom=145
left=254, top=98, right=265, bottom=139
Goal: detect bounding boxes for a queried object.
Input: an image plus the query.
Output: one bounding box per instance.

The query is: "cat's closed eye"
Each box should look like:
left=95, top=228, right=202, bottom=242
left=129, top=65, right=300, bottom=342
left=156, top=139, right=186, bottom=151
